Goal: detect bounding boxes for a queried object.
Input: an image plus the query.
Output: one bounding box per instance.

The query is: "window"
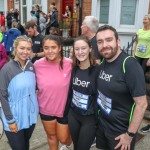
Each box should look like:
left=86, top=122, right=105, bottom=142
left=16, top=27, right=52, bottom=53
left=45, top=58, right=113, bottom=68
left=0, top=0, right=4, bottom=12
left=22, top=0, right=27, bottom=24
left=99, top=0, right=110, bottom=24
left=22, top=0, right=26, bottom=5
left=120, top=0, right=137, bottom=25
left=33, top=0, right=41, bottom=4
left=22, top=7, right=27, bottom=23
left=32, top=0, right=42, bottom=11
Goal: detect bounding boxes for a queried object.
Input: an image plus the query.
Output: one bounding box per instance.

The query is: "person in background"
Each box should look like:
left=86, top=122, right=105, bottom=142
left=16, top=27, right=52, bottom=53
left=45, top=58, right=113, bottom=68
left=62, top=5, right=72, bottom=19
left=3, top=21, right=21, bottom=55
left=34, top=35, right=72, bottom=150
left=25, top=21, right=44, bottom=63
left=64, top=35, right=99, bottom=150
left=0, top=35, right=39, bottom=150
left=18, top=20, right=26, bottom=35
left=135, top=14, right=150, bottom=133
left=45, top=3, right=57, bottom=35
left=39, top=12, right=46, bottom=36
left=81, top=16, right=102, bottom=64
left=0, top=42, right=7, bottom=122
left=62, top=5, right=72, bottom=34
left=34, top=4, right=42, bottom=25
left=96, top=25, right=147, bottom=150
left=30, top=10, right=37, bottom=22
left=6, top=11, right=12, bottom=29
left=134, top=14, right=150, bottom=74
left=50, top=7, right=59, bottom=28
left=0, top=43, right=7, bottom=69
left=13, top=9, right=19, bottom=22
left=49, top=27, right=59, bottom=35
left=45, top=13, right=51, bottom=35
left=0, top=12, right=5, bottom=26
left=0, top=32, right=2, bottom=43
left=30, top=17, right=41, bottom=34
left=0, top=26, right=7, bottom=43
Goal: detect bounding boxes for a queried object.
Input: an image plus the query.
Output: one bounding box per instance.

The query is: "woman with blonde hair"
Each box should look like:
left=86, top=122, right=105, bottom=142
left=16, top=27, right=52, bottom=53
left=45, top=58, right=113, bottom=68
left=134, top=14, right=150, bottom=73
left=0, top=35, right=39, bottom=150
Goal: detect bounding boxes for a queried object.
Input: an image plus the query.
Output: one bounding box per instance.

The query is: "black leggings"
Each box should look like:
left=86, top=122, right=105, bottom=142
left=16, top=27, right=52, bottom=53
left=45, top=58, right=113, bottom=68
left=5, top=124, right=35, bottom=150
left=68, top=109, right=96, bottom=150
left=135, top=56, right=149, bottom=74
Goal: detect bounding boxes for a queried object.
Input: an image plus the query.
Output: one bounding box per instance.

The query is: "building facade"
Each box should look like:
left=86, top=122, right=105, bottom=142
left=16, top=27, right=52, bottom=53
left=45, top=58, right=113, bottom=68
left=0, top=0, right=150, bottom=48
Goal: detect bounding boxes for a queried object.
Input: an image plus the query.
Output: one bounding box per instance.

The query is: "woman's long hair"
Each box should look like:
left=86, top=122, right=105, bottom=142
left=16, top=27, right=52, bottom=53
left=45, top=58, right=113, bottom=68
left=42, top=35, right=64, bottom=69
left=72, top=35, right=96, bottom=68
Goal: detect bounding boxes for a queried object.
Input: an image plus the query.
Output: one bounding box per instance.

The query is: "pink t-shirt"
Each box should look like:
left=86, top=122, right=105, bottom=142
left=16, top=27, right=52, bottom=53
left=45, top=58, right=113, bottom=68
left=34, top=57, right=72, bottom=117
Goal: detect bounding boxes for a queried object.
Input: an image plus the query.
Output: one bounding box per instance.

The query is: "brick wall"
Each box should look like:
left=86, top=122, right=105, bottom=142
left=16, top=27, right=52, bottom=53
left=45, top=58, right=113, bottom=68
left=82, top=0, right=92, bottom=20
left=7, top=0, right=14, bottom=11
left=47, top=0, right=92, bottom=37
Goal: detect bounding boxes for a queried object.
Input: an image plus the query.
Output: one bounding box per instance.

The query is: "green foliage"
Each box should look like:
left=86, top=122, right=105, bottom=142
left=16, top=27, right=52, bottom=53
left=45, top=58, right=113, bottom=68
left=59, top=18, right=72, bottom=29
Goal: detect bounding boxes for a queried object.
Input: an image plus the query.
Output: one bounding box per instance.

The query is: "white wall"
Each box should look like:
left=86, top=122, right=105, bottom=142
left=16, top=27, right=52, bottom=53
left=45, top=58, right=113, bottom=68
left=92, top=0, right=150, bottom=49
left=0, top=0, right=4, bottom=12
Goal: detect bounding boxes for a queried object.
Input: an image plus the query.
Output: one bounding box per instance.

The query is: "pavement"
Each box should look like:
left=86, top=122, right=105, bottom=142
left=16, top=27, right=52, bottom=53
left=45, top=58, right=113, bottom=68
left=0, top=115, right=150, bottom=150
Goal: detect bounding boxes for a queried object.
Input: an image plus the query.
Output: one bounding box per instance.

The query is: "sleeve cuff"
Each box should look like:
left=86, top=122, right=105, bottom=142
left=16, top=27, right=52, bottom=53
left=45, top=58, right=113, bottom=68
left=7, top=118, right=16, bottom=124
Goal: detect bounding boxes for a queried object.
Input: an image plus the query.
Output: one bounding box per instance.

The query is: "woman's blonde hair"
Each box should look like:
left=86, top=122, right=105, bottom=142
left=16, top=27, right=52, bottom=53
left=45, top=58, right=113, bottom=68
left=13, top=35, right=32, bottom=55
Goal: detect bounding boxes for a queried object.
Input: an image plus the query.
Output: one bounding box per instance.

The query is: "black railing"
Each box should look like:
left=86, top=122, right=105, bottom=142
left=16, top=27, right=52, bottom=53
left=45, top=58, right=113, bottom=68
left=62, top=37, right=74, bottom=58
left=62, top=35, right=137, bottom=58
left=122, top=35, right=136, bottom=56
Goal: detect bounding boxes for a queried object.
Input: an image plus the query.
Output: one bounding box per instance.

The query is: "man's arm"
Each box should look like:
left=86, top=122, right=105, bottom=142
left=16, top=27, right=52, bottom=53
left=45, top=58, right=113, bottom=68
left=115, top=95, right=147, bottom=150
left=128, top=95, right=147, bottom=133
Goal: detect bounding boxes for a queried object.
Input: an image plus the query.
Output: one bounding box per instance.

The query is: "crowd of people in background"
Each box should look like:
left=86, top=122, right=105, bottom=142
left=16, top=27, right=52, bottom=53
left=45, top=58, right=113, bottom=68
left=0, top=2, right=150, bottom=150
left=0, top=3, right=59, bottom=44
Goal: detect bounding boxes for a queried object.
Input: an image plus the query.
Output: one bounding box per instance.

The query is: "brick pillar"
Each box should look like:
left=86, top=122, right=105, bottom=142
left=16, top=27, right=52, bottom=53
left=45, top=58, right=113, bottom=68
left=7, top=0, right=14, bottom=11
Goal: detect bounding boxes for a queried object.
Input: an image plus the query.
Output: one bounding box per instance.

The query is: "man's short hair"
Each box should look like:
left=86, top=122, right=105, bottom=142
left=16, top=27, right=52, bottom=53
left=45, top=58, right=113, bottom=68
left=96, top=25, right=119, bottom=40
left=84, top=16, right=99, bottom=33
left=30, top=10, right=35, bottom=14
left=25, top=21, right=37, bottom=29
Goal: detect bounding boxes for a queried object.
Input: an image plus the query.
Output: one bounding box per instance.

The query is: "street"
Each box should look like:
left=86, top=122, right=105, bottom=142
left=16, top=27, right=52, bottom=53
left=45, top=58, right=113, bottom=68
left=0, top=114, right=150, bottom=150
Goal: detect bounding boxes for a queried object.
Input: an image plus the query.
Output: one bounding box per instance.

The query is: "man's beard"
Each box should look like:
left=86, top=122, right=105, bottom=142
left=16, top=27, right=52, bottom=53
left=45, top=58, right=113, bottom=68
left=100, top=45, right=118, bottom=60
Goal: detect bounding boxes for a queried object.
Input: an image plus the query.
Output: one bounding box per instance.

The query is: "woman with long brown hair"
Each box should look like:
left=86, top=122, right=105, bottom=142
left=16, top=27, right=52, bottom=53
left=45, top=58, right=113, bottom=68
left=34, top=35, right=72, bottom=150
left=65, top=35, right=99, bottom=150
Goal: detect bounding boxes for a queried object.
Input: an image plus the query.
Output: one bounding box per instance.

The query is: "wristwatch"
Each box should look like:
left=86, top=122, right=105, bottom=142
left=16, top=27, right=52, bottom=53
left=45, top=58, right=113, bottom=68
left=126, top=131, right=135, bottom=137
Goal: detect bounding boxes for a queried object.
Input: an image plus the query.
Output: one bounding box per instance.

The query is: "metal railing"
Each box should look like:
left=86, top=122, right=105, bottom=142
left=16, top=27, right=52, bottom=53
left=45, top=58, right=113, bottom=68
left=62, top=35, right=137, bottom=58
left=122, top=35, right=136, bottom=56
left=62, top=37, right=74, bottom=58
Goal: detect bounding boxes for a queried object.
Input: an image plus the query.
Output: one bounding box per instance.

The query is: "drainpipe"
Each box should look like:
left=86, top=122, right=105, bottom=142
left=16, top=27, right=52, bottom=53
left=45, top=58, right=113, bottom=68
left=78, top=0, right=82, bottom=35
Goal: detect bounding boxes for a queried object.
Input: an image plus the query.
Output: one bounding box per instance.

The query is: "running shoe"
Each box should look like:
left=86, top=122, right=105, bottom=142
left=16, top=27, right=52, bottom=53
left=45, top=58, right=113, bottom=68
left=91, top=138, right=96, bottom=147
left=60, top=145, right=72, bottom=150
left=140, top=124, right=150, bottom=133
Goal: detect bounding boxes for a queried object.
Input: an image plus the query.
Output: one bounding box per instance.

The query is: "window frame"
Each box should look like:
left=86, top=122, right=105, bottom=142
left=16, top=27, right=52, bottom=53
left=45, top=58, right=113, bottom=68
left=92, top=0, right=149, bottom=34
left=20, top=0, right=48, bottom=25
left=99, top=0, right=110, bottom=24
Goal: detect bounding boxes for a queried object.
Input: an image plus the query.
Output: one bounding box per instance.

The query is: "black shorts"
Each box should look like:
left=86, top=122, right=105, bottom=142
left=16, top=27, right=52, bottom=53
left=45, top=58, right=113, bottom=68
left=96, top=124, right=136, bottom=150
left=135, top=56, right=149, bottom=73
left=39, top=113, right=68, bottom=124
